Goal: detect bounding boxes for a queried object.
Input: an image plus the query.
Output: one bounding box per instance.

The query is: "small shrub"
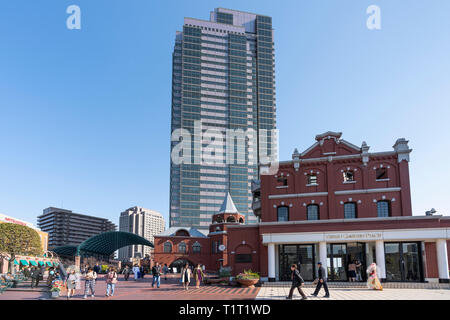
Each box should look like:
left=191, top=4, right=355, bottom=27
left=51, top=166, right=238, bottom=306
left=236, top=270, right=260, bottom=280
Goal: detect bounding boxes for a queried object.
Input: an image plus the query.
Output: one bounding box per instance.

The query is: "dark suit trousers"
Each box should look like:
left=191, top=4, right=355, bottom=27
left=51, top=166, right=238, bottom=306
left=313, top=280, right=329, bottom=296
left=31, top=278, right=39, bottom=288
left=288, top=285, right=307, bottom=299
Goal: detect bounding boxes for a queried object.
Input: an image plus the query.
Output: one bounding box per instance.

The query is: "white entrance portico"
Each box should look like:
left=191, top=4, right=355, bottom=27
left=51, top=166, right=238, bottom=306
left=263, top=227, right=450, bottom=282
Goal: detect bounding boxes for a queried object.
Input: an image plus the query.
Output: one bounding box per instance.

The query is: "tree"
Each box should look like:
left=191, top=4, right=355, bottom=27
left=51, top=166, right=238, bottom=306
left=0, top=223, right=43, bottom=273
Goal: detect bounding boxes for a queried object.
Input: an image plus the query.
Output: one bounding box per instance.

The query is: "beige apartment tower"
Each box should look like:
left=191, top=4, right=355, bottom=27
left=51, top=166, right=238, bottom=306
left=118, top=207, right=165, bottom=261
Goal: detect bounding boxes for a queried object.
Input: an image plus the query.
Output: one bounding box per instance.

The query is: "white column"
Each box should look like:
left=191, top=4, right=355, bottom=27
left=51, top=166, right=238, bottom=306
left=319, top=241, right=327, bottom=279
left=436, top=239, right=449, bottom=282
left=268, top=243, right=276, bottom=281
left=375, top=240, right=386, bottom=279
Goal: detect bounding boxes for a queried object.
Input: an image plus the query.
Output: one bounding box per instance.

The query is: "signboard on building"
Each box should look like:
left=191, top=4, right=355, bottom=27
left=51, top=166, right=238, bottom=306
left=0, top=213, right=34, bottom=228
left=324, top=232, right=383, bottom=242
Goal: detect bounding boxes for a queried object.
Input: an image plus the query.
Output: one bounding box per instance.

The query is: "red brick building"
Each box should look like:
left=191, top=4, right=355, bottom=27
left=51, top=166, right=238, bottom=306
left=155, top=132, right=450, bottom=283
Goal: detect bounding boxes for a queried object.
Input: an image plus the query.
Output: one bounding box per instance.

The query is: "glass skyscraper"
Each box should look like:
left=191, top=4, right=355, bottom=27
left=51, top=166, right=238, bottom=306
left=170, top=8, right=277, bottom=229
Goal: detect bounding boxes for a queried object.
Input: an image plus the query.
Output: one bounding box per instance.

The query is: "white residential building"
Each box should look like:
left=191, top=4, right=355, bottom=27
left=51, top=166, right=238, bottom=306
left=118, top=207, right=165, bottom=261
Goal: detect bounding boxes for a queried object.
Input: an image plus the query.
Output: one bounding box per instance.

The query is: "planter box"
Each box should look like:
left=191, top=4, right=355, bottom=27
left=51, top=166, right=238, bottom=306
left=51, top=291, right=60, bottom=298
left=237, top=279, right=259, bottom=288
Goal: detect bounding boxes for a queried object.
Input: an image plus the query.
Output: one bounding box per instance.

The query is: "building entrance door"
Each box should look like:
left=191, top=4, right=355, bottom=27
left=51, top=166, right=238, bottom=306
left=384, top=242, right=423, bottom=282
left=327, top=244, right=347, bottom=281
left=278, top=244, right=315, bottom=281
left=347, top=242, right=367, bottom=282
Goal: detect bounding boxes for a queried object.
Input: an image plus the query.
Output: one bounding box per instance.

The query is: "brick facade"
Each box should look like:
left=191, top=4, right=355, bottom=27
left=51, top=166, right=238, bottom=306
left=155, top=132, right=449, bottom=282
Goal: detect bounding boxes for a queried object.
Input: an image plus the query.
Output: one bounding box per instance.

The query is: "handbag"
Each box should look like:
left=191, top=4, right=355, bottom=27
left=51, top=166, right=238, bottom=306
left=312, top=278, right=319, bottom=285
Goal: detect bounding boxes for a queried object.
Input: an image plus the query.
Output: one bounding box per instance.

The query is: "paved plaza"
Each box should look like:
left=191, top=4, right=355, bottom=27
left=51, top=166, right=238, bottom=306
left=0, top=274, right=259, bottom=300
left=256, top=286, right=450, bottom=300
left=1, top=274, right=450, bottom=300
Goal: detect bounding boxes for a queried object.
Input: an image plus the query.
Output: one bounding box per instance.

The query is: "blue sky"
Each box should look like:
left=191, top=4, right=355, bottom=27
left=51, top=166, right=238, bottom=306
left=0, top=0, right=449, bottom=228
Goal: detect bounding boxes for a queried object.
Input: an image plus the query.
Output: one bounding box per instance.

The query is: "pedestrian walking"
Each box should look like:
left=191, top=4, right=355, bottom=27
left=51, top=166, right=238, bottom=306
left=123, top=265, right=130, bottom=281
left=181, top=263, right=192, bottom=291
left=132, top=264, right=140, bottom=281
left=105, top=267, right=118, bottom=297
left=355, top=260, right=363, bottom=282
left=194, top=264, right=204, bottom=289
left=46, top=267, right=55, bottom=288
left=367, top=263, right=383, bottom=290
left=66, top=269, right=80, bottom=299
left=93, top=263, right=100, bottom=274
left=83, top=267, right=97, bottom=299
left=152, top=263, right=161, bottom=288
left=140, top=266, right=145, bottom=279
left=30, top=266, right=41, bottom=289
left=286, top=264, right=307, bottom=300
left=348, top=260, right=357, bottom=282
left=311, top=262, right=330, bottom=298
left=163, top=264, right=169, bottom=281
left=83, top=264, right=89, bottom=275
left=23, top=266, right=31, bottom=280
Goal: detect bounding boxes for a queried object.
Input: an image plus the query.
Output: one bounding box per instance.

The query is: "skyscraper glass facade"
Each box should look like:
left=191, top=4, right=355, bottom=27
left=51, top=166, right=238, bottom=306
left=170, top=8, right=276, bottom=229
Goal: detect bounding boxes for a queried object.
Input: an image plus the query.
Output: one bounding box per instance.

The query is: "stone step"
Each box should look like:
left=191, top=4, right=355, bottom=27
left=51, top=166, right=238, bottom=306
left=262, top=281, right=450, bottom=289
left=3, top=280, right=51, bottom=293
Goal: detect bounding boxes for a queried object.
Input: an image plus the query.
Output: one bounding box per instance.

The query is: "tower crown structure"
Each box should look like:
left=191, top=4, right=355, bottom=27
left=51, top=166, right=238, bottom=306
left=210, top=193, right=245, bottom=233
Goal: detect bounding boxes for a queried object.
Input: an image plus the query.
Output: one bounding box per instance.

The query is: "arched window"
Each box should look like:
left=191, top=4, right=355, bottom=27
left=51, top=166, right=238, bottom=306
left=307, top=174, right=318, bottom=185
left=343, top=170, right=355, bottom=182
left=307, top=204, right=319, bottom=220
left=238, top=217, right=244, bottom=224
left=178, top=242, right=186, bottom=253
left=216, top=217, right=224, bottom=223
left=377, top=201, right=390, bottom=217
left=344, top=202, right=357, bottom=219
left=163, top=242, right=172, bottom=253
left=277, top=176, right=288, bottom=186
left=175, top=229, right=190, bottom=237
left=226, top=216, right=236, bottom=223
left=277, top=206, right=289, bottom=222
left=192, top=242, right=201, bottom=254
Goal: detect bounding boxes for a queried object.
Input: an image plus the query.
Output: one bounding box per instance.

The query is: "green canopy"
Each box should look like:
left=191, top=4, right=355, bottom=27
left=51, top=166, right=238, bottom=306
left=46, top=261, right=53, bottom=267
left=20, top=259, right=29, bottom=266
left=52, top=231, right=153, bottom=257
left=30, top=260, right=38, bottom=266
left=38, top=261, right=44, bottom=266
left=13, top=259, right=19, bottom=265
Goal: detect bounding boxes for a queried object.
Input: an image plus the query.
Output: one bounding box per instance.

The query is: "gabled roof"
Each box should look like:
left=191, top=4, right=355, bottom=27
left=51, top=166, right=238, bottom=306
left=315, top=131, right=342, bottom=141
left=300, top=131, right=361, bottom=158
left=157, top=227, right=208, bottom=238
left=217, top=192, right=239, bottom=214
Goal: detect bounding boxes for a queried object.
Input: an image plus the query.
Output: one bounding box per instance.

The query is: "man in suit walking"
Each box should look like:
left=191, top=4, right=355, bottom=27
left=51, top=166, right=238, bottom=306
left=286, top=264, right=307, bottom=300
left=30, top=266, right=41, bottom=289
left=311, top=262, right=330, bottom=298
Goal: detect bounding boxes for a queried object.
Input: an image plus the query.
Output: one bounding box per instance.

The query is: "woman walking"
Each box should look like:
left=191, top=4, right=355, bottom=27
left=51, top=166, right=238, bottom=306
left=66, top=269, right=80, bottom=299
left=123, top=265, right=130, bottom=281
left=46, top=267, right=55, bottom=288
left=181, top=263, right=192, bottom=291
left=105, top=267, right=118, bottom=297
left=367, top=263, right=383, bottom=290
left=194, top=264, right=204, bottom=289
left=83, top=267, right=97, bottom=299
